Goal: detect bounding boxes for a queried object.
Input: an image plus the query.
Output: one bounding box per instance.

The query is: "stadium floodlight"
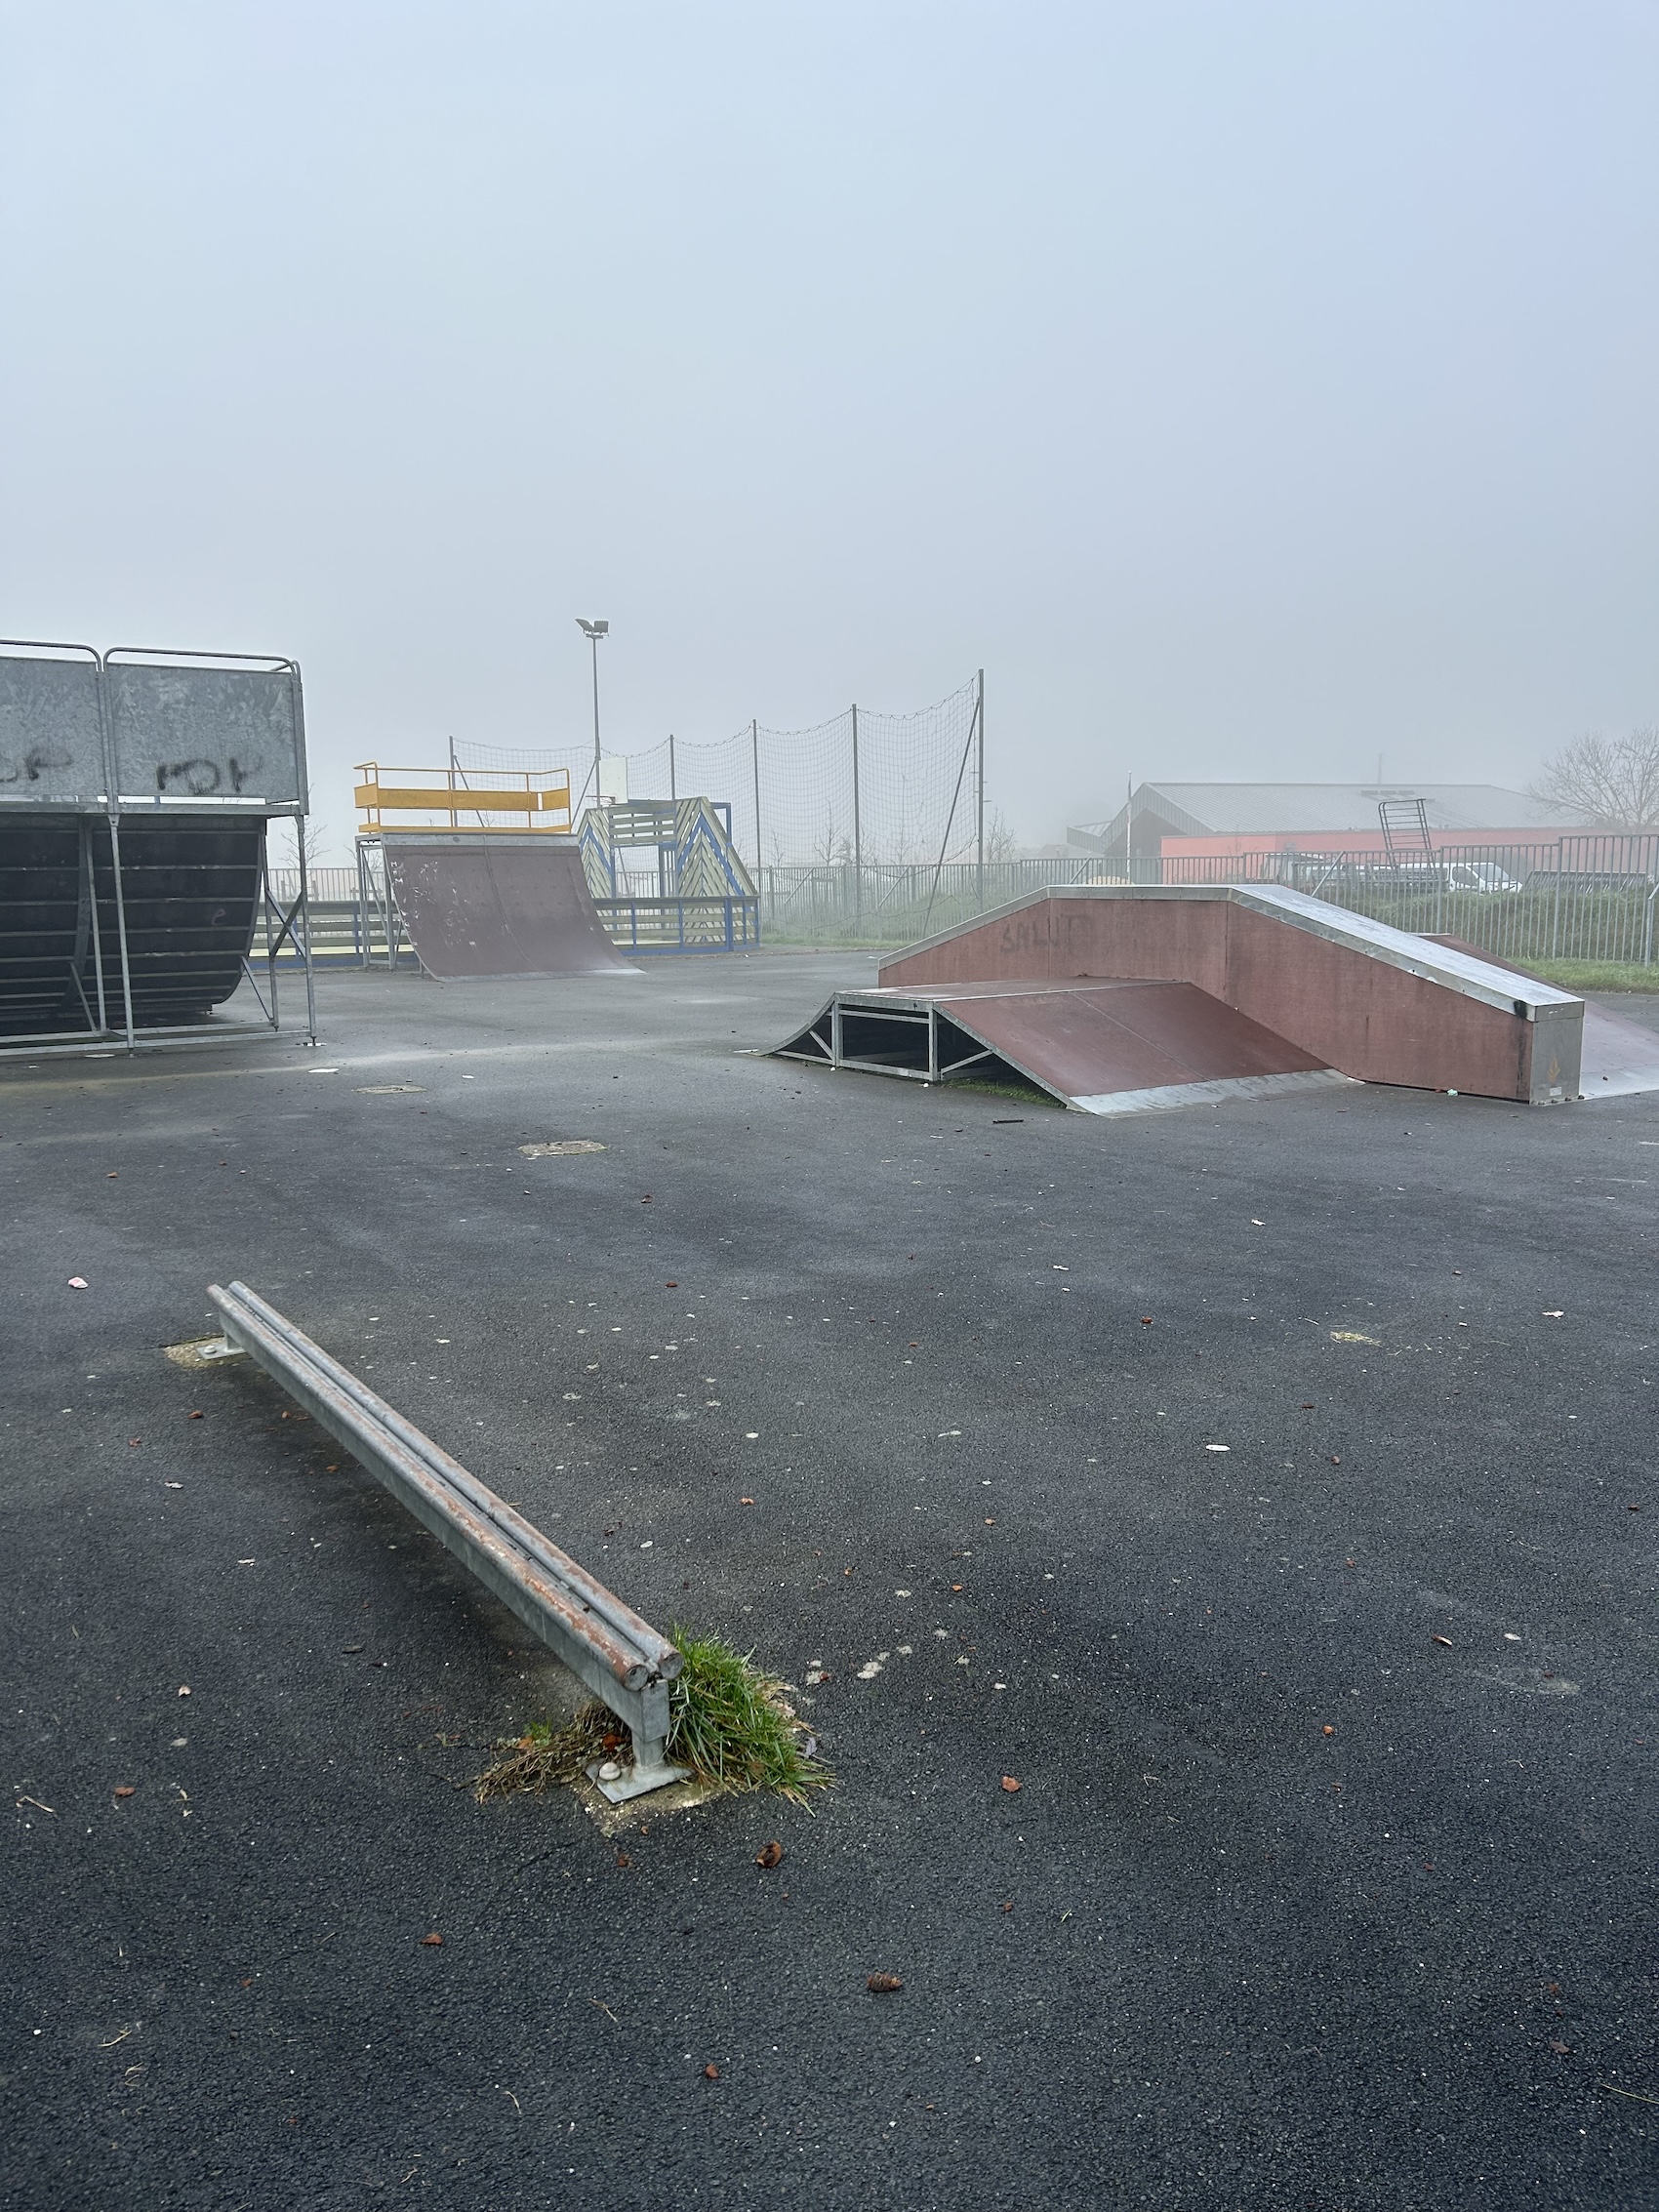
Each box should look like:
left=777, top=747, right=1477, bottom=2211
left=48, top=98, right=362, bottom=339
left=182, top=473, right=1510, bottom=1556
left=576, top=619, right=609, bottom=809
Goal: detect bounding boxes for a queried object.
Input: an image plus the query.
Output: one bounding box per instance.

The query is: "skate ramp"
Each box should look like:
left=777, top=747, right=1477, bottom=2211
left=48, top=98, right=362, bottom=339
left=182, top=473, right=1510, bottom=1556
left=381, top=832, right=635, bottom=980
left=773, top=977, right=1349, bottom=1115
left=876, top=884, right=1584, bottom=1106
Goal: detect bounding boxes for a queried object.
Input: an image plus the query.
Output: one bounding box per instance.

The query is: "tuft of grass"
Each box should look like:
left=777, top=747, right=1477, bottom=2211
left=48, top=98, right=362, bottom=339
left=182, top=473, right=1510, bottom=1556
left=472, top=1628, right=831, bottom=1807
left=942, top=1073, right=1064, bottom=1106
left=473, top=1706, right=616, bottom=1801
left=1523, top=959, right=1659, bottom=995
left=667, top=1628, right=830, bottom=1805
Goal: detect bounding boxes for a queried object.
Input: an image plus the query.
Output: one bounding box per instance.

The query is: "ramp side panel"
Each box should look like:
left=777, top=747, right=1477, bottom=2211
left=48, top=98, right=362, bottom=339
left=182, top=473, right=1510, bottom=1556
left=879, top=890, right=1233, bottom=996
left=1221, top=902, right=1551, bottom=1102
left=383, top=833, right=632, bottom=979
left=1423, top=935, right=1658, bottom=1099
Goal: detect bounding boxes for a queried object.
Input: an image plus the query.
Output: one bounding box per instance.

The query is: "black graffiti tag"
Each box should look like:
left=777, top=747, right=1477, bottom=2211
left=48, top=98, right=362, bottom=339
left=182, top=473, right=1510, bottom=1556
left=156, top=758, right=223, bottom=795
left=153, top=754, right=267, bottom=795
left=0, top=745, right=75, bottom=786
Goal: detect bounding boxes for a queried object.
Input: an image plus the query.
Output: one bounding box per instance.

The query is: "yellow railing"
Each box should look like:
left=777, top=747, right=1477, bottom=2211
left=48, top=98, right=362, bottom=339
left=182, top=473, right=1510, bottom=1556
left=355, top=764, right=572, bottom=835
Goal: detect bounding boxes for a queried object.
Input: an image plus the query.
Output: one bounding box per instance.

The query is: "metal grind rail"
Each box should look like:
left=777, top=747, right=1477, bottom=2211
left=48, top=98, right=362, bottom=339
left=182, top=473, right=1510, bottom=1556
left=208, top=1281, right=689, bottom=1804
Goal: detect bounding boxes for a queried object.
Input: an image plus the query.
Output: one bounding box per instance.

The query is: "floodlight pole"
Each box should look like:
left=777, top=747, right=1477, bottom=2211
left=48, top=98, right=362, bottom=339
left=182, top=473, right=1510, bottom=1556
left=850, top=703, right=862, bottom=922
left=576, top=618, right=609, bottom=811
left=588, top=634, right=602, bottom=806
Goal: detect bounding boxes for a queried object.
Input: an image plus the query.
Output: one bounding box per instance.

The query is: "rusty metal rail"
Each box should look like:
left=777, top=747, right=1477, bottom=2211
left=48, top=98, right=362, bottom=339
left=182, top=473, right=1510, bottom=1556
left=208, top=1280, right=688, bottom=1803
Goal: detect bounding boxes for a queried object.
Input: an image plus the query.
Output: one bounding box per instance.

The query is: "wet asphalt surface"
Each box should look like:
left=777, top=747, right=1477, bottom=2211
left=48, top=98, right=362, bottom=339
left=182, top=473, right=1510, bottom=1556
left=4, top=954, right=1659, bottom=2212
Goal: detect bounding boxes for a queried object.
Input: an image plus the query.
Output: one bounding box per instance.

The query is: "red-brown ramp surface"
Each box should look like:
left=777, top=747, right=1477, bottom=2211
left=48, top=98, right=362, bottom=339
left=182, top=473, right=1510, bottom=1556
left=381, top=832, right=633, bottom=979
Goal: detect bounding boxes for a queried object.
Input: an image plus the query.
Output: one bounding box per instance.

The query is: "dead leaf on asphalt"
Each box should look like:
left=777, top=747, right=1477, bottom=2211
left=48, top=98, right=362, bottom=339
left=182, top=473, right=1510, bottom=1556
left=420, top=1933, right=444, bottom=1947
left=867, top=1974, right=904, bottom=1993
left=755, top=1840, right=784, bottom=1869
left=113, top=1785, right=136, bottom=1799
left=704, top=2063, right=719, bottom=2079
left=1433, top=1634, right=1453, bottom=1648
left=1000, top=1775, right=1022, bottom=1792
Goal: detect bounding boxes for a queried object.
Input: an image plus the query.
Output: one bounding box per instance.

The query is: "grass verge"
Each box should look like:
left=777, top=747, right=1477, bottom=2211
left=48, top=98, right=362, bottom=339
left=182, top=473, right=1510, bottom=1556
left=1524, top=959, right=1659, bottom=994
left=474, top=1629, right=831, bottom=1807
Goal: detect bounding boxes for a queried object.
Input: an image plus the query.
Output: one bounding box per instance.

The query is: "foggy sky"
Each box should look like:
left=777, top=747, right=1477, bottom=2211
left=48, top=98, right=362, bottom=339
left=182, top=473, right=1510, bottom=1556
left=3, top=2, right=1656, bottom=854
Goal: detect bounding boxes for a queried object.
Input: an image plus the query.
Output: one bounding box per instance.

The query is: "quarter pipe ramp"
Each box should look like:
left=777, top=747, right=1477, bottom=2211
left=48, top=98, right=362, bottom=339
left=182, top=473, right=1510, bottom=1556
left=379, top=832, right=635, bottom=980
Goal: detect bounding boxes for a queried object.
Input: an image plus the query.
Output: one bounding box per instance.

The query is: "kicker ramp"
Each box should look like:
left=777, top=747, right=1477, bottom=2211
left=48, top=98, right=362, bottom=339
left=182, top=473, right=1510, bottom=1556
left=776, top=885, right=1588, bottom=1109
left=381, top=831, right=635, bottom=980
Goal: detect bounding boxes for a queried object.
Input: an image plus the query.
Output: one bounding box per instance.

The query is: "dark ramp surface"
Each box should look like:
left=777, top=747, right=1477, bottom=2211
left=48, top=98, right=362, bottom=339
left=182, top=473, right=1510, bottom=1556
left=0, top=815, right=262, bottom=1035
left=933, top=979, right=1333, bottom=1109
left=383, top=830, right=633, bottom=980
left=4, top=952, right=1659, bottom=2212
left=779, top=978, right=1341, bottom=1113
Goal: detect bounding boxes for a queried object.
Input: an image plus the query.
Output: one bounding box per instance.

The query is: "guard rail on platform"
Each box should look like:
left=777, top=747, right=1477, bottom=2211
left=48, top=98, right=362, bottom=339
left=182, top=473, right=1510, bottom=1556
left=208, top=1281, right=689, bottom=1803
left=355, top=764, right=573, bottom=834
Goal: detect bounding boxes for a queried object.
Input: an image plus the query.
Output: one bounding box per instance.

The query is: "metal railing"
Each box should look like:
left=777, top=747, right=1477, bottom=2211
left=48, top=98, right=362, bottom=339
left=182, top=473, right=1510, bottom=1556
left=265, top=837, right=1659, bottom=966
left=209, top=1282, right=689, bottom=1803
left=1149, top=836, right=1659, bottom=968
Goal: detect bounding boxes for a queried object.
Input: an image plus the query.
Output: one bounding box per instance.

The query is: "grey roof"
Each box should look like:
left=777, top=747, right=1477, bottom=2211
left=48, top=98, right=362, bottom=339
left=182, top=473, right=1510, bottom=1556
left=1082, top=782, right=1582, bottom=838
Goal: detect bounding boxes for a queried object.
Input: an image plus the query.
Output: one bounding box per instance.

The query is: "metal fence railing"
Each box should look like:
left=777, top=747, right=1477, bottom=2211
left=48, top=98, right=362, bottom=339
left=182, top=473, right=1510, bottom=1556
left=757, top=839, right=1659, bottom=961
left=264, top=837, right=1659, bottom=967
left=1153, top=837, right=1659, bottom=968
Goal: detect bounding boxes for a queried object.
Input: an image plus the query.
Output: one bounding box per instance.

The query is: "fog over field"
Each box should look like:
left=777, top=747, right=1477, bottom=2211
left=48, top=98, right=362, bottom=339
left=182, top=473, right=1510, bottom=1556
left=2, top=2, right=1655, bottom=851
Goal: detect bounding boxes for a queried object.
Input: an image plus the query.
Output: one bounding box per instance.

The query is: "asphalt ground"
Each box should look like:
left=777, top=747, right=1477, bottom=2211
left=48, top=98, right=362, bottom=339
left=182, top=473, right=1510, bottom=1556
left=4, top=953, right=1659, bottom=2212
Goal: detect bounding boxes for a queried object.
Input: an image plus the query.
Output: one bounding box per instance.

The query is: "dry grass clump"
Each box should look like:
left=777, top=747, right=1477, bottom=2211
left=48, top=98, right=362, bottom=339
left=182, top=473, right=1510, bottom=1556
left=474, top=1629, right=831, bottom=1806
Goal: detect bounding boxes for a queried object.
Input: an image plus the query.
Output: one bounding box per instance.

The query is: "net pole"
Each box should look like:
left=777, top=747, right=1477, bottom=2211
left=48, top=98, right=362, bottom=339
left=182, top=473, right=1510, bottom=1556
left=851, top=704, right=862, bottom=921
left=751, top=718, right=761, bottom=869
left=923, top=693, right=979, bottom=934
left=668, top=733, right=676, bottom=802
left=976, top=668, right=985, bottom=905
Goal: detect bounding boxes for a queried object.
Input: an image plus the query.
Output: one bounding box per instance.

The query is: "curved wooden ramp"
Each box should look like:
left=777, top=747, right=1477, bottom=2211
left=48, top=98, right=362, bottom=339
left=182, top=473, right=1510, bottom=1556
left=380, top=831, right=636, bottom=980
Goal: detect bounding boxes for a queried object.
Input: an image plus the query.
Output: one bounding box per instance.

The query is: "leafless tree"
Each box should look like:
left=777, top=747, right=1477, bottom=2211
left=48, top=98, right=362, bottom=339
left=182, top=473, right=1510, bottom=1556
left=809, top=806, right=851, bottom=867
left=982, top=806, right=1018, bottom=862
left=269, top=813, right=338, bottom=871
left=1529, top=727, right=1659, bottom=828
